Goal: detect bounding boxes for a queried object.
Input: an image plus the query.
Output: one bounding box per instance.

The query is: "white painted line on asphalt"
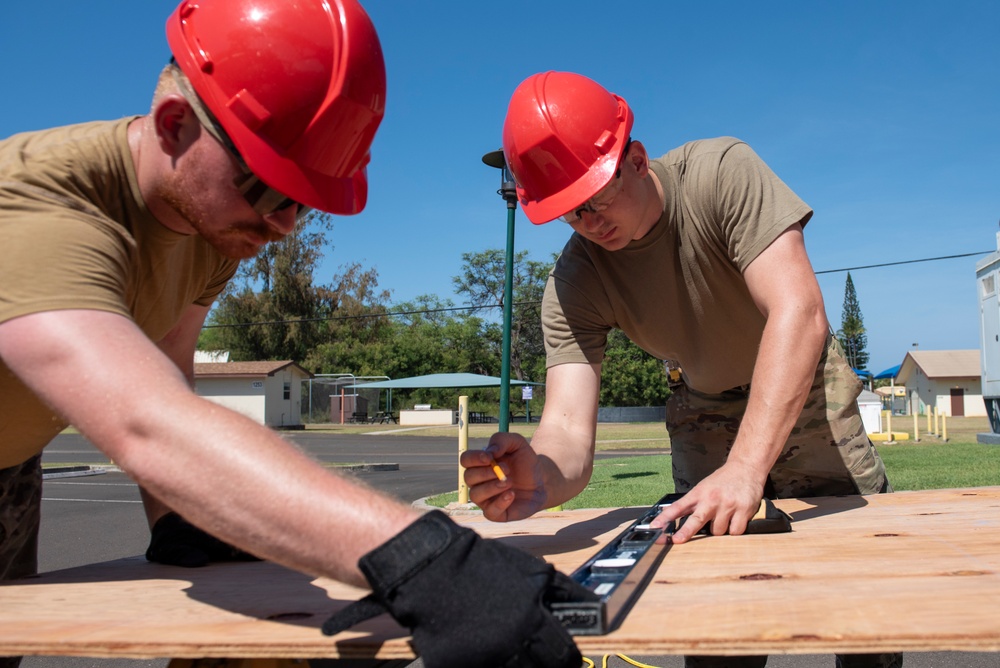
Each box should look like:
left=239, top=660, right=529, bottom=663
left=41, top=498, right=142, bottom=504
left=45, top=481, right=138, bottom=487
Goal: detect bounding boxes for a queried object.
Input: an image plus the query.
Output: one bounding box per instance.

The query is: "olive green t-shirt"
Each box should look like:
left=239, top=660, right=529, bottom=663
left=0, top=119, right=239, bottom=468
left=541, top=137, right=813, bottom=394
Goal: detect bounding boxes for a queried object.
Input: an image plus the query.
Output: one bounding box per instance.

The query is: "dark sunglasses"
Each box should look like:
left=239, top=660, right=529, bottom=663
left=170, top=62, right=310, bottom=220
left=558, top=139, right=632, bottom=224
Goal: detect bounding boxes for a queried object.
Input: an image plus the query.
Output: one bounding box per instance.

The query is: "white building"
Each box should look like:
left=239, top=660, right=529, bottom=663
left=895, top=350, right=984, bottom=417
left=194, top=360, right=312, bottom=428
left=857, top=389, right=883, bottom=434
left=976, top=234, right=1000, bottom=434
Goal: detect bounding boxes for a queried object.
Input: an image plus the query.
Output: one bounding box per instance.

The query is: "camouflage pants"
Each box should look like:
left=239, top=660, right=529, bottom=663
left=0, top=454, right=41, bottom=668
left=667, top=336, right=892, bottom=498
left=667, top=337, right=899, bottom=668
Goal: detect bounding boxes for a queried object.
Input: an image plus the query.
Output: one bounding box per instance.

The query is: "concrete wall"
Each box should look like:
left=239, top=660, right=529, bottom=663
left=262, top=367, right=305, bottom=427
left=400, top=409, right=455, bottom=426
left=597, top=406, right=666, bottom=423
left=196, top=377, right=267, bottom=423
left=196, top=368, right=307, bottom=427
left=905, top=374, right=986, bottom=417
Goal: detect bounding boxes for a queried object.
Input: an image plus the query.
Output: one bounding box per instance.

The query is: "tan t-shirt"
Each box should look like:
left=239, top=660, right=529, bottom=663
left=0, top=119, right=239, bottom=467
left=542, top=137, right=813, bottom=394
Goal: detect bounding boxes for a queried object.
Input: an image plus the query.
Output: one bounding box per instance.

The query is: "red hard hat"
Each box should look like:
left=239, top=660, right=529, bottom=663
left=166, top=0, right=386, bottom=215
left=502, top=72, right=633, bottom=224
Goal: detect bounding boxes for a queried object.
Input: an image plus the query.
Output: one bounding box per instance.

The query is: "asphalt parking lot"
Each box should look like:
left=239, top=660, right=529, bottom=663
left=17, top=432, right=1000, bottom=668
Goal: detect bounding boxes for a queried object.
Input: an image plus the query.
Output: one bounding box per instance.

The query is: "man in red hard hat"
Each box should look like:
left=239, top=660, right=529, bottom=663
left=463, top=71, right=900, bottom=668
left=0, top=7, right=586, bottom=668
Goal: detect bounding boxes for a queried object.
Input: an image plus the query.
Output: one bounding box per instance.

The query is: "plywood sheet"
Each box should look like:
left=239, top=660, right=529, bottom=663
left=1, top=487, right=999, bottom=659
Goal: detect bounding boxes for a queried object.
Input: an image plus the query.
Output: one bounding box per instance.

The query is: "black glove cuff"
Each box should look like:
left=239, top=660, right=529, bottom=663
left=359, top=510, right=465, bottom=595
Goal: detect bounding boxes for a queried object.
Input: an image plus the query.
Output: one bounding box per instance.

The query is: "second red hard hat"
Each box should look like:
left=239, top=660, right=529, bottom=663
left=502, top=71, right=633, bottom=224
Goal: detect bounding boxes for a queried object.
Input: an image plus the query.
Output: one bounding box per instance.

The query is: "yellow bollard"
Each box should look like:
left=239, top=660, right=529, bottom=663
left=926, top=407, right=932, bottom=434
left=934, top=406, right=940, bottom=436
left=942, top=413, right=948, bottom=442
left=913, top=411, right=919, bottom=442
left=458, top=395, right=469, bottom=504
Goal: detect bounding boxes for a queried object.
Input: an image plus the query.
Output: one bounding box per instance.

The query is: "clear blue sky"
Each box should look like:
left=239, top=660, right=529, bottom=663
left=3, top=1, right=998, bottom=375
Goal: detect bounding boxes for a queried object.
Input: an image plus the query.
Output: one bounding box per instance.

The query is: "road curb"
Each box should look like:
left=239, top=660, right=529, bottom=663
left=411, top=495, right=484, bottom=516
left=337, top=463, right=399, bottom=472
left=42, top=466, right=115, bottom=480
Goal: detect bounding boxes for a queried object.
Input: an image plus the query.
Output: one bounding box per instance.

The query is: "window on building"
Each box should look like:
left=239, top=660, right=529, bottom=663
left=283, top=382, right=291, bottom=400
left=982, top=275, right=996, bottom=298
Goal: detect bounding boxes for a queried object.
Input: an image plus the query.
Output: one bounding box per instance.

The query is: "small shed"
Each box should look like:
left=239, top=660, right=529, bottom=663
left=857, top=389, right=882, bottom=435
left=194, top=361, right=313, bottom=428
left=895, top=350, right=984, bottom=418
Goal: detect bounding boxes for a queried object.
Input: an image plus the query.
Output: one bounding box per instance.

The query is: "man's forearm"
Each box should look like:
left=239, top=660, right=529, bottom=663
left=726, top=313, right=828, bottom=484
left=531, top=423, right=595, bottom=508
left=112, top=394, right=419, bottom=587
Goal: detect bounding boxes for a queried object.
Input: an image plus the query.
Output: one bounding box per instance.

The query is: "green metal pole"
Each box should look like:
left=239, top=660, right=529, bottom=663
left=499, top=203, right=515, bottom=433
left=482, top=149, right=519, bottom=433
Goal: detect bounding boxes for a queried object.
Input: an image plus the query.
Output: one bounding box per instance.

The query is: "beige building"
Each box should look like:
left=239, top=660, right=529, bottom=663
left=194, top=360, right=312, bottom=428
left=895, top=350, right=984, bottom=417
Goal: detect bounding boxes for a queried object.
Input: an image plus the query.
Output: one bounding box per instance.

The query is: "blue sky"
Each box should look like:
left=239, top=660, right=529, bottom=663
left=3, top=1, right=998, bottom=375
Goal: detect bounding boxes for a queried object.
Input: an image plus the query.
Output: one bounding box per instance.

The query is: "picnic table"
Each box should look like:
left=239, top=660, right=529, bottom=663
left=372, top=411, right=397, bottom=424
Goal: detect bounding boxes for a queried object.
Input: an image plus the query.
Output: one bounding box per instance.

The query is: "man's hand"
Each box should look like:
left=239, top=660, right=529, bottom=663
left=651, top=462, right=765, bottom=543
left=146, top=512, right=261, bottom=568
left=459, top=431, right=547, bottom=522
left=323, top=510, right=592, bottom=668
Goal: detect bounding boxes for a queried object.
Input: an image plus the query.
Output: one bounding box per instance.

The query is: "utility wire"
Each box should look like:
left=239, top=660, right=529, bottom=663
left=204, top=249, right=993, bottom=329
left=813, top=250, right=991, bottom=275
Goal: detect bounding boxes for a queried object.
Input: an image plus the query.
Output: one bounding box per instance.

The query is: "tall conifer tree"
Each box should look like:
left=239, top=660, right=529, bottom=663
left=838, top=272, right=869, bottom=370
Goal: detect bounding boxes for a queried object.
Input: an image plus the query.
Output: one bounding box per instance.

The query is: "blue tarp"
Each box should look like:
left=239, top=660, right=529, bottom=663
left=874, top=364, right=901, bottom=380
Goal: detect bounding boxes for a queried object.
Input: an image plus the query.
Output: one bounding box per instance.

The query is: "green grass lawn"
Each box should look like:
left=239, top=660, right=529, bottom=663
left=425, top=416, right=1000, bottom=509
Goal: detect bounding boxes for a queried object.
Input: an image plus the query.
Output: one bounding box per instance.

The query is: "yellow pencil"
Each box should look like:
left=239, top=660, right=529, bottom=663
left=489, top=458, right=507, bottom=482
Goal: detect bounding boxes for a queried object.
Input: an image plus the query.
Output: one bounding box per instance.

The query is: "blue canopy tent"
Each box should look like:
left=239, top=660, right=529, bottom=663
left=874, top=364, right=901, bottom=380
left=853, top=368, right=873, bottom=391
left=874, top=364, right=903, bottom=415
left=354, top=372, right=541, bottom=389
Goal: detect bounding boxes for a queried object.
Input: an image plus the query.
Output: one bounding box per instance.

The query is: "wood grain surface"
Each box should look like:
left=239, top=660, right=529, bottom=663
left=1, top=487, right=998, bottom=659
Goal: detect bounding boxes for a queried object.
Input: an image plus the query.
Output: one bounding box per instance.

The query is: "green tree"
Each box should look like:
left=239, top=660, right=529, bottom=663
left=303, top=262, right=393, bottom=375
left=599, top=330, right=672, bottom=407
left=452, top=248, right=552, bottom=382
left=837, top=272, right=869, bottom=371
left=204, top=213, right=336, bottom=361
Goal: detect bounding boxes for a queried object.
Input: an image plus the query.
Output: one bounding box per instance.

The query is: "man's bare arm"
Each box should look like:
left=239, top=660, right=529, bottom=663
left=0, top=309, right=417, bottom=587
left=463, top=361, right=601, bottom=520
left=138, top=303, right=213, bottom=527
left=657, top=224, right=829, bottom=541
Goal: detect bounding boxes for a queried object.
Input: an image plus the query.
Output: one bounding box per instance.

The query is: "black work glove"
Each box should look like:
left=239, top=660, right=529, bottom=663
left=145, top=512, right=261, bottom=568
left=322, top=510, right=595, bottom=668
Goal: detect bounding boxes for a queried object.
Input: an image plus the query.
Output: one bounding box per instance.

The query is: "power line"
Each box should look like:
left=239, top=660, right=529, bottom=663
left=814, top=250, right=991, bottom=275
left=204, top=249, right=993, bottom=329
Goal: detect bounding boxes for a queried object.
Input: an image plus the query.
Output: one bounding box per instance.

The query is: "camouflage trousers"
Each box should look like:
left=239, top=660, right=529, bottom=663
left=667, top=336, right=892, bottom=498
left=0, top=454, right=41, bottom=668
left=667, top=336, right=899, bottom=668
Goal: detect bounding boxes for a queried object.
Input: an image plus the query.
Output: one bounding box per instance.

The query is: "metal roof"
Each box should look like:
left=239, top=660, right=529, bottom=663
left=194, top=361, right=313, bottom=378
left=896, top=350, right=980, bottom=384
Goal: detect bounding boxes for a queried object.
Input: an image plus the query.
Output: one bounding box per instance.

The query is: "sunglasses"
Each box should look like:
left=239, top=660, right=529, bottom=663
left=559, top=139, right=632, bottom=225
left=170, top=63, right=310, bottom=220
